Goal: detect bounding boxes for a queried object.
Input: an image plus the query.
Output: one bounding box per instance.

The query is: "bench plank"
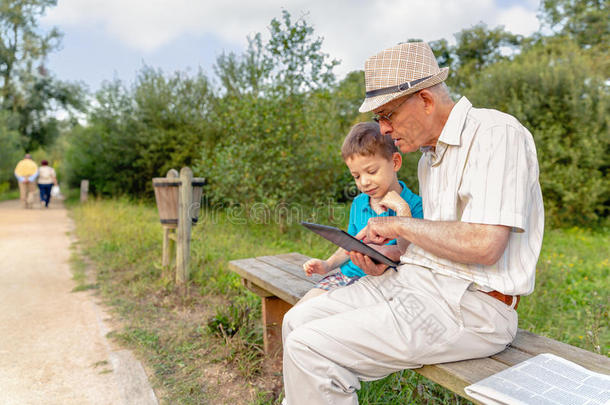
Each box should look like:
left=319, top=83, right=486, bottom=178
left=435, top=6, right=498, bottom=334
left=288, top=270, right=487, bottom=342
left=273, top=252, right=312, bottom=267
left=256, top=255, right=324, bottom=284
left=417, top=357, right=508, bottom=404
left=490, top=345, right=533, bottom=367
left=242, top=279, right=273, bottom=297
left=228, top=258, right=314, bottom=305
left=509, top=329, right=610, bottom=374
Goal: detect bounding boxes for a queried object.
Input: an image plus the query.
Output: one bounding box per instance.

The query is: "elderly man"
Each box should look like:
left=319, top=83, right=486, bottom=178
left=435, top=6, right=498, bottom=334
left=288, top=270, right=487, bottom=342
left=281, top=42, right=544, bottom=404
left=14, top=154, right=39, bottom=209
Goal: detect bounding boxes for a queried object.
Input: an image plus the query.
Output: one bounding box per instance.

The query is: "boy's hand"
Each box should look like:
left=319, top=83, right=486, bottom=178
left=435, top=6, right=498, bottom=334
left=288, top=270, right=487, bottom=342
left=379, top=190, right=412, bottom=217
left=303, top=259, right=330, bottom=277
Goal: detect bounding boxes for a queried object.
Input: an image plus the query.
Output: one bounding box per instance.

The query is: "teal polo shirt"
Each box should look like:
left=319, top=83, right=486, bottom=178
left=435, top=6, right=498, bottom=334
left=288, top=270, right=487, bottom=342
left=340, top=180, right=423, bottom=278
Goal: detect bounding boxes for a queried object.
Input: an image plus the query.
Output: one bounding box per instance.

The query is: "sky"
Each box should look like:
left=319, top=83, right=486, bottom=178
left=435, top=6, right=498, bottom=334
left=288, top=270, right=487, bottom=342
left=40, top=0, right=542, bottom=93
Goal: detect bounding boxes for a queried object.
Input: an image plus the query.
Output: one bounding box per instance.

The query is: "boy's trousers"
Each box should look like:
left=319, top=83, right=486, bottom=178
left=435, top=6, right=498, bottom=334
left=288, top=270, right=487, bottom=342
left=282, top=264, right=518, bottom=405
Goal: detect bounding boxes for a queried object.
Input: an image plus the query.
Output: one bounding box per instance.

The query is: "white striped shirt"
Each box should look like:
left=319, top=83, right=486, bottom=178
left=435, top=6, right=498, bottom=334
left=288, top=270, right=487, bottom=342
left=400, top=97, right=544, bottom=295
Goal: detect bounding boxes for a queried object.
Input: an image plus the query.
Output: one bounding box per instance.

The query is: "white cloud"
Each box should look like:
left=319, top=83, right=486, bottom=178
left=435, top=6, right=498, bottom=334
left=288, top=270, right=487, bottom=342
left=492, top=5, right=540, bottom=36
left=43, top=0, right=540, bottom=76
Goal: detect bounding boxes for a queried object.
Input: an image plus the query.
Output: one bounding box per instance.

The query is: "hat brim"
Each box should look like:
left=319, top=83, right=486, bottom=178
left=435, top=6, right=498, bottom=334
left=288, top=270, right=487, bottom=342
left=358, top=67, right=449, bottom=113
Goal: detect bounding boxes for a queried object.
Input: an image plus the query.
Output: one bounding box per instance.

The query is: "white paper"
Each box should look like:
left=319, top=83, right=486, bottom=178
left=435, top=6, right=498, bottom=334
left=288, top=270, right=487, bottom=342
left=464, top=353, right=610, bottom=405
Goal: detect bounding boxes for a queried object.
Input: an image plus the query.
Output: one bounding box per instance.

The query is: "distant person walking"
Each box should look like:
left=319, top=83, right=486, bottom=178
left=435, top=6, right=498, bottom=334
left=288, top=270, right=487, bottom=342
left=37, top=160, right=57, bottom=208
left=14, top=154, right=38, bottom=209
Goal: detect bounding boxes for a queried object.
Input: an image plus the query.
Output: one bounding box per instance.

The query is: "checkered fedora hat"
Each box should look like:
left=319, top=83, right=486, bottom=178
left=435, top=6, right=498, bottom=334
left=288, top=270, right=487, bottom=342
left=359, top=42, right=449, bottom=113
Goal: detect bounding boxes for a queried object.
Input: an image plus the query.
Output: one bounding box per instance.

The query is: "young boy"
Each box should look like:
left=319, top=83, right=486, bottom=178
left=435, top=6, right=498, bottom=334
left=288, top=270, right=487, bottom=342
left=300, top=121, right=423, bottom=302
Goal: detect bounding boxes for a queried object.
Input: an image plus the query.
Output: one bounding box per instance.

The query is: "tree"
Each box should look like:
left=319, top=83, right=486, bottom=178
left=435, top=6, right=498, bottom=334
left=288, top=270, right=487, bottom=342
left=0, top=0, right=60, bottom=106
left=64, top=68, right=215, bottom=196
left=0, top=110, right=23, bottom=185
left=540, top=0, right=609, bottom=48
left=540, top=0, right=609, bottom=76
left=465, top=38, right=609, bottom=226
left=0, top=0, right=85, bottom=151
left=201, top=10, right=343, bottom=213
left=429, top=24, right=524, bottom=95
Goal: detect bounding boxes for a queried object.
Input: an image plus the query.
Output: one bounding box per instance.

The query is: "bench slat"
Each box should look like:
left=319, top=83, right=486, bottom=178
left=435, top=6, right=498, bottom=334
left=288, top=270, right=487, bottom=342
left=257, top=255, right=324, bottom=284
left=510, top=329, right=610, bottom=374
left=273, top=252, right=312, bottom=267
left=417, top=357, right=508, bottom=404
left=229, top=258, right=314, bottom=305
left=490, top=344, right=533, bottom=367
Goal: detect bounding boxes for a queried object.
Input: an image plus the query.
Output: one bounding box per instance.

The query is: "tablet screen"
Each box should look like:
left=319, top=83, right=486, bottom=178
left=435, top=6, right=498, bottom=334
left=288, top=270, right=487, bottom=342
left=300, top=221, right=399, bottom=267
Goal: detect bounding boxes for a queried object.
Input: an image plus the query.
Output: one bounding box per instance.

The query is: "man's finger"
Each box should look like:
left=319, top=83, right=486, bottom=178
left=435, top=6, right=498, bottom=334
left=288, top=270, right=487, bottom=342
left=354, top=227, right=367, bottom=241
left=368, top=233, right=390, bottom=245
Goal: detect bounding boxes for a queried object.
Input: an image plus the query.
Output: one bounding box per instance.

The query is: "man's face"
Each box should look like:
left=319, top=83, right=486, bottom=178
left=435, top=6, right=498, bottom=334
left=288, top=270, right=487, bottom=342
left=374, top=93, right=433, bottom=154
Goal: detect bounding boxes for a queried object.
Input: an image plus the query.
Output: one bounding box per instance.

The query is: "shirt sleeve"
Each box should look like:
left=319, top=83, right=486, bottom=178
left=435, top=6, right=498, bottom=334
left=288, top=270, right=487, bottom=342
left=459, top=123, right=533, bottom=232
left=28, top=172, right=39, bottom=182
left=407, top=193, right=423, bottom=219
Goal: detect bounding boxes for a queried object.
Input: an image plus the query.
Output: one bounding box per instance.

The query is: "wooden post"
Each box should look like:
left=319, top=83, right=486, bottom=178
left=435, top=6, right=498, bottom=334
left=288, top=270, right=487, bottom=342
left=80, top=180, right=89, bottom=203
left=160, top=169, right=179, bottom=279
left=262, top=297, right=293, bottom=366
left=161, top=227, right=176, bottom=278
left=176, top=167, right=193, bottom=289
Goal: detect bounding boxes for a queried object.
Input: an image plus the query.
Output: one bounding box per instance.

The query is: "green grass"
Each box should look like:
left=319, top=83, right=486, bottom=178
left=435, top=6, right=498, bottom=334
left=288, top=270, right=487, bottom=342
left=518, top=227, right=609, bottom=353
left=68, top=198, right=609, bottom=404
left=0, top=188, right=19, bottom=202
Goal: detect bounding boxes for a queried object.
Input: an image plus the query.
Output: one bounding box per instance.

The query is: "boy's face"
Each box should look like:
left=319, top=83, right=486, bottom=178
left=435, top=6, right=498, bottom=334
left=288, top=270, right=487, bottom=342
left=345, top=152, right=401, bottom=201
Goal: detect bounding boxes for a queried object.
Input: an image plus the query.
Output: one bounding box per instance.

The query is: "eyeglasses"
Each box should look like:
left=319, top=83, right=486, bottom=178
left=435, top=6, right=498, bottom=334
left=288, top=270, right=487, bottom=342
left=372, top=94, right=412, bottom=124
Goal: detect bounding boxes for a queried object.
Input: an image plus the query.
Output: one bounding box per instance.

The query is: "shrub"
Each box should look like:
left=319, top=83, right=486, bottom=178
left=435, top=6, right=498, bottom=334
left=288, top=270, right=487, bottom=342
left=199, top=11, right=345, bottom=211
left=465, top=38, right=609, bottom=227
left=0, top=111, right=23, bottom=185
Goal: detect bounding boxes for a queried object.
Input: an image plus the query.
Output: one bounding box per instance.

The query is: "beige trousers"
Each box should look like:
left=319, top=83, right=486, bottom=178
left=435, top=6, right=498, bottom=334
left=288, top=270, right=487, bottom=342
left=18, top=181, right=37, bottom=208
left=282, top=264, right=518, bottom=405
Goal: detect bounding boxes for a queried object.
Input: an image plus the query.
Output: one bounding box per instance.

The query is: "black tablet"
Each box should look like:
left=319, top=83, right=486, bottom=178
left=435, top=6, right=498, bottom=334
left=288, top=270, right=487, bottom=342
left=300, top=221, right=399, bottom=267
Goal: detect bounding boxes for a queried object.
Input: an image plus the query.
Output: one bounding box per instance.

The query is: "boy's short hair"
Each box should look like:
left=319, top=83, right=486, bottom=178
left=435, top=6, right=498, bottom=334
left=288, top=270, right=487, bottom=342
left=341, top=122, right=399, bottom=161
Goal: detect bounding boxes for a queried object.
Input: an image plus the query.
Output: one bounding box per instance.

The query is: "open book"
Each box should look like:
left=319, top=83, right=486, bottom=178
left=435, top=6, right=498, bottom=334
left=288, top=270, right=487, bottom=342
left=464, top=353, right=610, bottom=405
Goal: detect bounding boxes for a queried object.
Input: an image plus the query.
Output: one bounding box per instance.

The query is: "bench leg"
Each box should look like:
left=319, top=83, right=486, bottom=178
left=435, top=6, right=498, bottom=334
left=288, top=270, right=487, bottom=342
left=262, top=297, right=293, bottom=362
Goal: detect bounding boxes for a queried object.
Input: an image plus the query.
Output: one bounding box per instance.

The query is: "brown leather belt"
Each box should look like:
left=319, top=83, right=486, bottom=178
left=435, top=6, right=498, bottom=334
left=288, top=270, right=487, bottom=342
left=484, top=290, right=520, bottom=309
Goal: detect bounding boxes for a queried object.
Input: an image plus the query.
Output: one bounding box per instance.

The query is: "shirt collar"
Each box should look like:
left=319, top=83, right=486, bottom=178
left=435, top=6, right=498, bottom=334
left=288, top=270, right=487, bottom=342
left=420, top=96, right=472, bottom=165
left=437, top=96, right=472, bottom=147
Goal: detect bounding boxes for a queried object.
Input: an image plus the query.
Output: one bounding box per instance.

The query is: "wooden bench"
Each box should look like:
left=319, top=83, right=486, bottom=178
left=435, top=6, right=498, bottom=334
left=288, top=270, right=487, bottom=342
left=229, top=252, right=610, bottom=403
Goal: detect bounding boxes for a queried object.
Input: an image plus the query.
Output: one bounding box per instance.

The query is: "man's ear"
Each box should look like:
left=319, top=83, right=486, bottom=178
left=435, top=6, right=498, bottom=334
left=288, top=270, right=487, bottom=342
left=418, top=89, right=435, bottom=115
left=392, top=152, right=402, bottom=172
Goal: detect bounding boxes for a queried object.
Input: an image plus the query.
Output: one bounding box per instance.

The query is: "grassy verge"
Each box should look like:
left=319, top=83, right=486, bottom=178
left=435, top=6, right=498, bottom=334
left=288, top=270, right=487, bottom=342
left=0, top=188, right=19, bottom=202
left=68, top=198, right=609, bottom=404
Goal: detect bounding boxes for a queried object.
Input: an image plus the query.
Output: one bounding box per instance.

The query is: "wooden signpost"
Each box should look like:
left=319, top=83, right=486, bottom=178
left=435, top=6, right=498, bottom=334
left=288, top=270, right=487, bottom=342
left=80, top=180, right=89, bottom=203
left=152, top=167, right=205, bottom=292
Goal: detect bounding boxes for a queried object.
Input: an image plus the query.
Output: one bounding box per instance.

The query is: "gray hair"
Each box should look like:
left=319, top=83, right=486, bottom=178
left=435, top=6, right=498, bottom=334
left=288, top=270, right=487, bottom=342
left=427, top=82, right=453, bottom=104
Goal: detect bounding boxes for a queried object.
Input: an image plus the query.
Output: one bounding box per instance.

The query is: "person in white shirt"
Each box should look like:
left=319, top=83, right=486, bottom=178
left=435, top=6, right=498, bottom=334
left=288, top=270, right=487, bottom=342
left=37, top=160, right=57, bottom=208
left=281, top=41, right=544, bottom=405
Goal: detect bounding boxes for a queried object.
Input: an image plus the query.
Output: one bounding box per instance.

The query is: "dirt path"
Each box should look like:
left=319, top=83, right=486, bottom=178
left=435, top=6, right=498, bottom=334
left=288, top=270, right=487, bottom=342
left=0, top=198, right=157, bottom=405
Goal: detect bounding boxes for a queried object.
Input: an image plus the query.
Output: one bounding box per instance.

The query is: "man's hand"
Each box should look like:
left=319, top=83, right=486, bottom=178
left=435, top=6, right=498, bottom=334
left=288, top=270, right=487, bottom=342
left=348, top=243, right=402, bottom=276
left=302, top=259, right=330, bottom=277
left=354, top=217, right=399, bottom=245
left=348, top=251, right=389, bottom=276
left=379, top=190, right=412, bottom=217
